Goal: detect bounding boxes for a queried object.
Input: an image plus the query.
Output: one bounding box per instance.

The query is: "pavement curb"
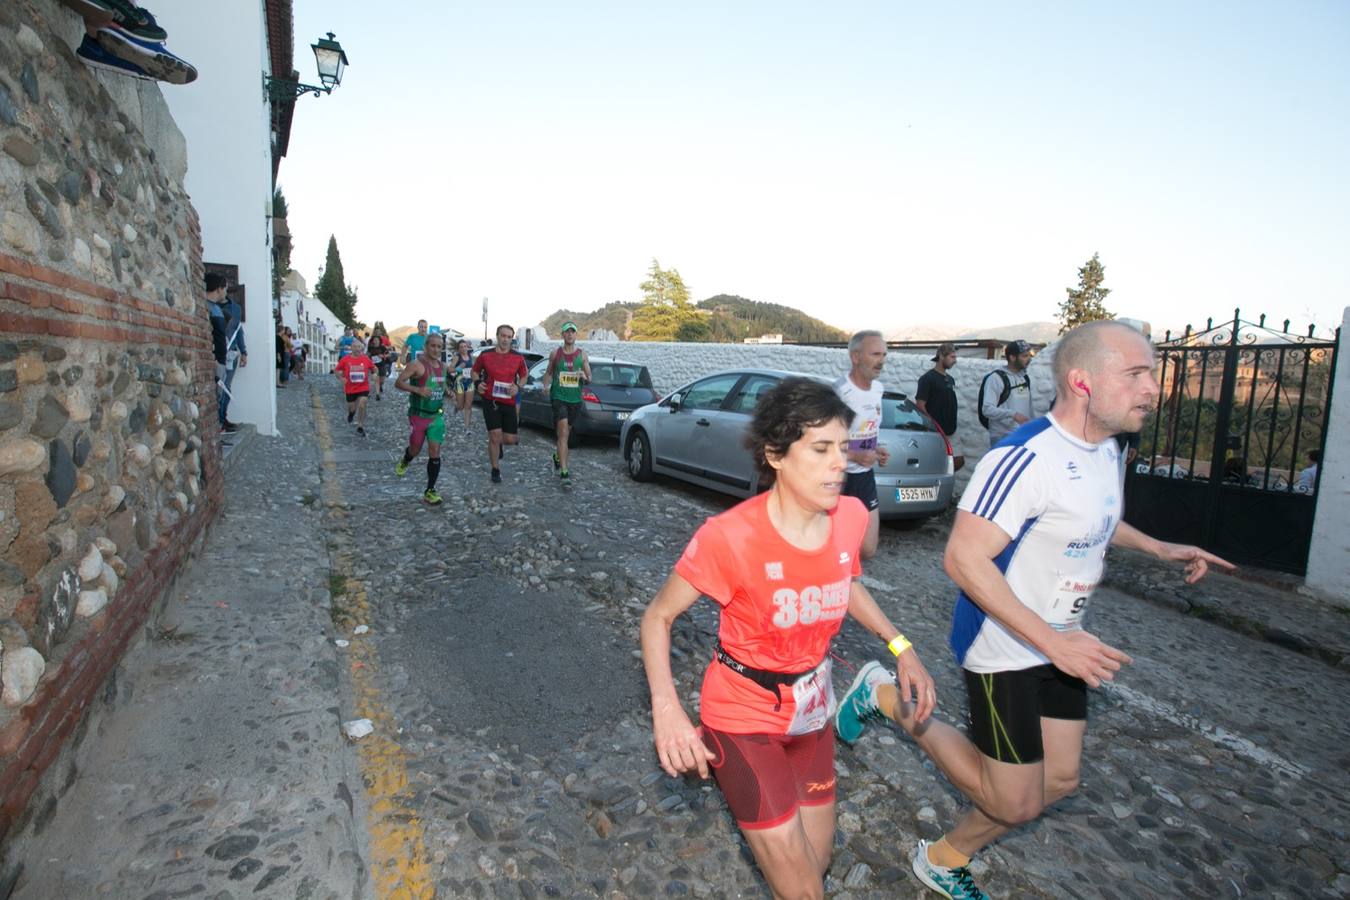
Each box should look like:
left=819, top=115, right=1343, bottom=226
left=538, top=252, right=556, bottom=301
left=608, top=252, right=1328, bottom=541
left=1104, top=548, right=1350, bottom=673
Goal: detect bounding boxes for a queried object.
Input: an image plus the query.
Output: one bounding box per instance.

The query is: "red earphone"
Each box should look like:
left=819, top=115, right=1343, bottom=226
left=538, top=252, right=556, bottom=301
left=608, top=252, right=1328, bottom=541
left=1077, top=381, right=1091, bottom=396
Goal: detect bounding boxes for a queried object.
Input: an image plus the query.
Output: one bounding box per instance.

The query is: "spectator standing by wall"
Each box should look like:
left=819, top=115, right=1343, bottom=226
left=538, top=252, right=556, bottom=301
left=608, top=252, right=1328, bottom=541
left=916, top=341, right=960, bottom=469
left=217, top=280, right=247, bottom=432
left=275, top=324, right=290, bottom=388
left=978, top=339, right=1035, bottom=447
left=207, top=275, right=228, bottom=424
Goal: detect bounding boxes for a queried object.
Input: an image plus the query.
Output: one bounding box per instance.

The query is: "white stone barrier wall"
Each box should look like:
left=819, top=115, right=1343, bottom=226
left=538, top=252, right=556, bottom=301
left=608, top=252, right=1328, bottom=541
left=1305, top=307, right=1350, bottom=604
left=534, top=340, right=1058, bottom=474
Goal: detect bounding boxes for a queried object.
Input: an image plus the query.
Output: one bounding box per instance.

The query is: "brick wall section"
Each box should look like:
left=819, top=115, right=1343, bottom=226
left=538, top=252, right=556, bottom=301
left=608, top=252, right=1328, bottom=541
left=1, top=0, right=223, bottom=841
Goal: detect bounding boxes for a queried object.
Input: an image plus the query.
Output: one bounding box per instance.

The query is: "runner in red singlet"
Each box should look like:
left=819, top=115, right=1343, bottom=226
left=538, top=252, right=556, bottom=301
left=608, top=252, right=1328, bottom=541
left=640, top=377, right=938, bottom=900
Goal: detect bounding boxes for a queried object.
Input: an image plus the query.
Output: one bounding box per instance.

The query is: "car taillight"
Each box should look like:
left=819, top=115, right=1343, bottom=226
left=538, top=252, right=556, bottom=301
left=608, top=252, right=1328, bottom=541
left=926, top=413, right=954, bottom=457
left=582, top=390, right=600, bottom=404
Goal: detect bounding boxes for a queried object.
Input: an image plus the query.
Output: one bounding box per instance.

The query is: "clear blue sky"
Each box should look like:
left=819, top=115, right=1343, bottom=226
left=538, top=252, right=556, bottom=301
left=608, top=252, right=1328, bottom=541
left=280, top=1, right=1350, bottom=338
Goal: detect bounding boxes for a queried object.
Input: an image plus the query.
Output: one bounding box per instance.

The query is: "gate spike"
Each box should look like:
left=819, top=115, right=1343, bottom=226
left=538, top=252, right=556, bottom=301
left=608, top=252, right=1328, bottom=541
left=1307, top=323, right=1315, bottom=338
left=1206, top=317, right=1213, bottom=330
left=1259, top=313, right=1267, bottom=327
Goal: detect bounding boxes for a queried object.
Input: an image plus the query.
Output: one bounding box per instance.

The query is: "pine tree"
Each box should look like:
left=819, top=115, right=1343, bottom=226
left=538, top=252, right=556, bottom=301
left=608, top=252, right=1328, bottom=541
left=630, top=259, right=703, bottom=341
left=314, top=235, right=359, bottom=326
left=1057, top=252, right=1114, bottom=334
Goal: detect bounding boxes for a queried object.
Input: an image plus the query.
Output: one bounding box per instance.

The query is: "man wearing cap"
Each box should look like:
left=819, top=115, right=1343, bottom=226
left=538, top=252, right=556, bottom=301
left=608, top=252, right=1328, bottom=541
left=542, top=322, right=592, bottom=482
left=979, top=339, right=1035, bottom=447
left=917, top=342, right=960, bottom=440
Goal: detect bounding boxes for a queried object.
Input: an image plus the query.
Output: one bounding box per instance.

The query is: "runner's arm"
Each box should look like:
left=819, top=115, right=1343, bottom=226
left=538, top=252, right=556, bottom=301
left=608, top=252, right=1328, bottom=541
left=581, top=351, right=592, bottom=383
left=541, top=349, right=556, bottom=391
left=640, top=572, right=715, bottom=779
left=1111, top=521, right=1235, bottom=584
left=846, top=581, right=935, bottom=723
left=394, top=360, right=424, bottom=395
left=945, top=510, right=1131, bottom=687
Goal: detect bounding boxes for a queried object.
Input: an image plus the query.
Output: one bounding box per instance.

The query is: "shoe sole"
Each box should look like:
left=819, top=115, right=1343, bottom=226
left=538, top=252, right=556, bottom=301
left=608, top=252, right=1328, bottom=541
left=95, top=28, right=196, bottom=84
left=911, top=848, right=956, bottom=899
left=78, top=45, right=154, bottom=80
left=83, top=0, right=168, bottom=40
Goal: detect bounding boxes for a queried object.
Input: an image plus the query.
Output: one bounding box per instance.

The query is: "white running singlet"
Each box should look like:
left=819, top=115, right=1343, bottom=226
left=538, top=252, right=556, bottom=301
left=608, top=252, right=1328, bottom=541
left=950, top=414, right=1125, bottom=673
left=833, top=375, right=884, bottom=475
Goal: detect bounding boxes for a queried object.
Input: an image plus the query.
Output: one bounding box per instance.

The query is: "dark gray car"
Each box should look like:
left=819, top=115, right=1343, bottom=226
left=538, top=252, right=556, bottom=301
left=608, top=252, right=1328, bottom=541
left=519, top=357, right=659, bottom=438
left=620, top=368, right=953, bottom=520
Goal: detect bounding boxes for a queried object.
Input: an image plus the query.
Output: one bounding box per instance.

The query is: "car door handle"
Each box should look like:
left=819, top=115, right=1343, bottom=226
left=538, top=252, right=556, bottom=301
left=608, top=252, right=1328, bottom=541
left=696, top=418, right=711, bottom=426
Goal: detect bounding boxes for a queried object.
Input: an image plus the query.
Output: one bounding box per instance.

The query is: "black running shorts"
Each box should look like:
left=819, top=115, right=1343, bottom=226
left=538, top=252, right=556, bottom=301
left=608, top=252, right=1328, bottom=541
left=482, top=401, right=519, bottom=434
left=552, top=398, right=583, bottom=426
left=964, top=664, right=1086, bottom=765
left=842, top=470, right=879, bottom=512
left=345, top=390, right=369, bottom=403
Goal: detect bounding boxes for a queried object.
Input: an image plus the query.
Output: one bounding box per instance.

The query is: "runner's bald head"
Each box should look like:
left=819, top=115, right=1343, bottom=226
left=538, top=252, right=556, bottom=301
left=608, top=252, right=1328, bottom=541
left=1053, top=320, right=1148, bottom=393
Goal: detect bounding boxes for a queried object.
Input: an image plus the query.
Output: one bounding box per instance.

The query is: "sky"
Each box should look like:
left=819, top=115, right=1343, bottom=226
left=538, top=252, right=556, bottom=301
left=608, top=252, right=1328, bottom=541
left=279, top=1, right=1350, bottom=339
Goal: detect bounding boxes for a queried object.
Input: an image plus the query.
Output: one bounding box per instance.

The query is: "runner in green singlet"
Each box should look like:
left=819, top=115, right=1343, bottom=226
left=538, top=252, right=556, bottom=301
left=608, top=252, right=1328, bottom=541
left=542, top=322, right=592, bottom=482
left=393, top=332, right=448, bottom=505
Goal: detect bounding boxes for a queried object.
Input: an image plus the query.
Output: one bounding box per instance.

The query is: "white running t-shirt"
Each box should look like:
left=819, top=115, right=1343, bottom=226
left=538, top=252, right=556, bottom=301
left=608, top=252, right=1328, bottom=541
left=834, top=375, right=884, bottom=475
left=949, top=414, right=1125, bottom=673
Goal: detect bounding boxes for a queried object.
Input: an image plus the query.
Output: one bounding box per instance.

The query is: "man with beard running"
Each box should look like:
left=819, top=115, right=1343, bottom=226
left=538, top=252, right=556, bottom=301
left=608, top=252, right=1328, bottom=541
left=394, top=332, right=449, bottom=505
left=472, top=324, right=529, bottom=484
left=541, top=321, right=592, bottom=482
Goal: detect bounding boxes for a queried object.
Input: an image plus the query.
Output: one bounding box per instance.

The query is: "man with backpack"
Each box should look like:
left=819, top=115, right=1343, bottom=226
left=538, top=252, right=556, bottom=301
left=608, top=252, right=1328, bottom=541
left=978, top=339, right=1035, bottom=447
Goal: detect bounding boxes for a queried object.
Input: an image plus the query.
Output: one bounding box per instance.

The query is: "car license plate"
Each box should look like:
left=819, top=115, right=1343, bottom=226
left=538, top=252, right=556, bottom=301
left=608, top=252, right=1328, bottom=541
left=896, top=486, right=938, bottom=502
left=615, top=412, right=630, bottom=420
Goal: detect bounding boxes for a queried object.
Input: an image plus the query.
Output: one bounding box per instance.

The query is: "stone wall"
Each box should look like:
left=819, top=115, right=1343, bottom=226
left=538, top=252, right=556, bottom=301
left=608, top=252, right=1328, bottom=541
left=0, top=1, right=220, bottom=840
left=533, top=339, right=1058, bottom=469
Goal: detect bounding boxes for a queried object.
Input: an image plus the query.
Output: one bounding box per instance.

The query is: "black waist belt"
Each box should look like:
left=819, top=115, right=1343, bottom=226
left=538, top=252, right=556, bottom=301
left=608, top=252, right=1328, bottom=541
left=715, top=641, right=816, bottom=712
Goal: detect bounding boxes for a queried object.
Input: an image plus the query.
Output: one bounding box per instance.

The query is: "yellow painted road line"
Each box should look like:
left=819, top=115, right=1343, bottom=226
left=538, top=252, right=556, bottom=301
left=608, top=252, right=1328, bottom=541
left=312, top=389, right=435, bottom=900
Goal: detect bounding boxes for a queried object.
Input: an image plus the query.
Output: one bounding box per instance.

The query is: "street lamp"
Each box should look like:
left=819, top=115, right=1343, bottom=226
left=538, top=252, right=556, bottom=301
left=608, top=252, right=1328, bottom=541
left=264, top=32, right=350, bottom=103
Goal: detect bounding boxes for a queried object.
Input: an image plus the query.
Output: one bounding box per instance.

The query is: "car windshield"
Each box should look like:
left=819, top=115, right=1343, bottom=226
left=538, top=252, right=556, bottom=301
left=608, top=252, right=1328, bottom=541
left=590, top=364, right=652, bottom=388
left=882, top=394, right=934, bottom=431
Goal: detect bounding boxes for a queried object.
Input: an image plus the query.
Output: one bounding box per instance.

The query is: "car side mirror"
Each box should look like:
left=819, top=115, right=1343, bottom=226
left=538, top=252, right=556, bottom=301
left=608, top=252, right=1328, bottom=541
left=668, top=393, right=683, bottom=411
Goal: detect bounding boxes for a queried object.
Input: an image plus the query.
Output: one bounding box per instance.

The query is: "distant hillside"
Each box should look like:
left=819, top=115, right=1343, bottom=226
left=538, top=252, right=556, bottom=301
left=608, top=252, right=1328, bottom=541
left=696, top=295, right=848, bottom=343
left=539, top=295, right=847, bottom=343
left=955, top=321, right=1060, bottom=343
left=541, top=302, right=640, bottom=339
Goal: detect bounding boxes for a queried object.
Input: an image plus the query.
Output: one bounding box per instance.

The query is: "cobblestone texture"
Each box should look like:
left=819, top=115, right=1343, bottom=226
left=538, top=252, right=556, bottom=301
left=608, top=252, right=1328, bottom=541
left=10, top=382, right=1349, bottom=898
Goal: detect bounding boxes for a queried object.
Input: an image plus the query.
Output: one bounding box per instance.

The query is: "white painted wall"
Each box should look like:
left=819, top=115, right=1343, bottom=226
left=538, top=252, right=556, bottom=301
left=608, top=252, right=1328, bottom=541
left=278, top=288, right=342, bottom=374
left=1305, top=306, right=1350, bottom=604
left=156, top=1, right=278, bottom=435
left=534, top=340, right=1057, bottom=473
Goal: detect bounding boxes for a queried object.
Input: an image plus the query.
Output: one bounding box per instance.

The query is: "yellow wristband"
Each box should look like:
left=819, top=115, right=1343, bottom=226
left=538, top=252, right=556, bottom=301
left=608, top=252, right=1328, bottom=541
left=887, top=634, right=912, bottom=657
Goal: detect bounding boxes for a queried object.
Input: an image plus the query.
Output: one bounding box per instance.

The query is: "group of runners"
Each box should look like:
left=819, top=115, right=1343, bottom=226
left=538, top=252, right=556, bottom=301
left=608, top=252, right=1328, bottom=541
left=333, top=318, right=594, bottom=504
left=641, top=321, right=1234, bottom=900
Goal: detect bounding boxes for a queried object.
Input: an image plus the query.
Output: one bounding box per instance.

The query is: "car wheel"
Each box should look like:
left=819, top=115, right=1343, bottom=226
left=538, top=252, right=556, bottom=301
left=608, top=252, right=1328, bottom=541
left=626, top=429, right=654, bottom=482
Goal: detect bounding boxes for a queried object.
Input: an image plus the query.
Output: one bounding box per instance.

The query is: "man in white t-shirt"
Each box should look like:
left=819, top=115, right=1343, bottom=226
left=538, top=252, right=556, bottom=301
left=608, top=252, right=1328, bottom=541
left=834, top=321, right=1233, bottom=899
left=834, top=330, right=890, bottom=559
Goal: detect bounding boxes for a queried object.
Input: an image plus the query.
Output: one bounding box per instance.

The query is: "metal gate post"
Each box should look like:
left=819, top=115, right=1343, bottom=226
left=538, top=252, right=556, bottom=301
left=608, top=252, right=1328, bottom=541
left=1200, top=309, right=1243, bottom=548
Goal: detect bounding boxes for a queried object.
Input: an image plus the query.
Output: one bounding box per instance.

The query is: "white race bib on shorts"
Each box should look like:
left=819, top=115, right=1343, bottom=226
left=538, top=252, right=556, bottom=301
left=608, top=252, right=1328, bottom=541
left=786, top=657, right=836, bottom=736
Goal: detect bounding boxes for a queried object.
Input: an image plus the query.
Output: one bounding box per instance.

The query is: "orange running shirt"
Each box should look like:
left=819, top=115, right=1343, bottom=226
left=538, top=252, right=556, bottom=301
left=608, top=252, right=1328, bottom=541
left=674, top=492, right=868, bottom=734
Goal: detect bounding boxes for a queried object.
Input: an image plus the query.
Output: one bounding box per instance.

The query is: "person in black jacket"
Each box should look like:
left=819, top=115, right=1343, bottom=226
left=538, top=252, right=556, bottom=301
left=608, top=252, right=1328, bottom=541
left=206, top=274, right=229, bottom=423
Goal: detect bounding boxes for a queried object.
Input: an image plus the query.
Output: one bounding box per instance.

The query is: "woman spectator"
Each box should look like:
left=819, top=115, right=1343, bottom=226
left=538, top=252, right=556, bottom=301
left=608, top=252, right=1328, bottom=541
left=275, top=324, right=290, bottom=388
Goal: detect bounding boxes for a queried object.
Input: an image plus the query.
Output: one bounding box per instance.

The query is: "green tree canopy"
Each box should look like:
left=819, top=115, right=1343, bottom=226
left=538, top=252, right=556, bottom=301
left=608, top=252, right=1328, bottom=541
left=314, top=234, right=359, bottom=326
left=1057, top=252, right=1114, bottom=334
left=629, top=259, right=704, bottom=341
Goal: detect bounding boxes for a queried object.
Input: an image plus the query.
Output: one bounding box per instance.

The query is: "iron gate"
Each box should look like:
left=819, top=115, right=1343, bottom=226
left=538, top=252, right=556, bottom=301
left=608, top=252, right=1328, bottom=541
left=1124, top=310, right=1340, bottom=575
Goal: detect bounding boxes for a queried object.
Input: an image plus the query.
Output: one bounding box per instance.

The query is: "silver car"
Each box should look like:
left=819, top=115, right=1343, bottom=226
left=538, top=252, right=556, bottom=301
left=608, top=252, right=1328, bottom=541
left=620, top=369, right=954, bottom=521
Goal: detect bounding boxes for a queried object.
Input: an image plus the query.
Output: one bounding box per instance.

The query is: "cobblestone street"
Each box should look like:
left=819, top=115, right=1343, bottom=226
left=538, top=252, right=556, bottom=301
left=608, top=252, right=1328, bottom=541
left=14, top=381, right=1349, bottom=899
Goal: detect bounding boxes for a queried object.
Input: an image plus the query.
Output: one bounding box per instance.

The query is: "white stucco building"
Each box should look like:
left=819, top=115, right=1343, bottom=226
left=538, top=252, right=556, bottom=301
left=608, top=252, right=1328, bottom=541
left=153, top=0, right=334, bottom=435
left=277, top=272, right=341, bottom=374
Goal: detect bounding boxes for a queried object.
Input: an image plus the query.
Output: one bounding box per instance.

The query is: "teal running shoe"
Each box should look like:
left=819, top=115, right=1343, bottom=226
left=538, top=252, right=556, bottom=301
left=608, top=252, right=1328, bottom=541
left=912, top=840, right=989, bottom=899
left=834, top=660, right=891, bottom=744
left=553, top=451, right=560, bottom=471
